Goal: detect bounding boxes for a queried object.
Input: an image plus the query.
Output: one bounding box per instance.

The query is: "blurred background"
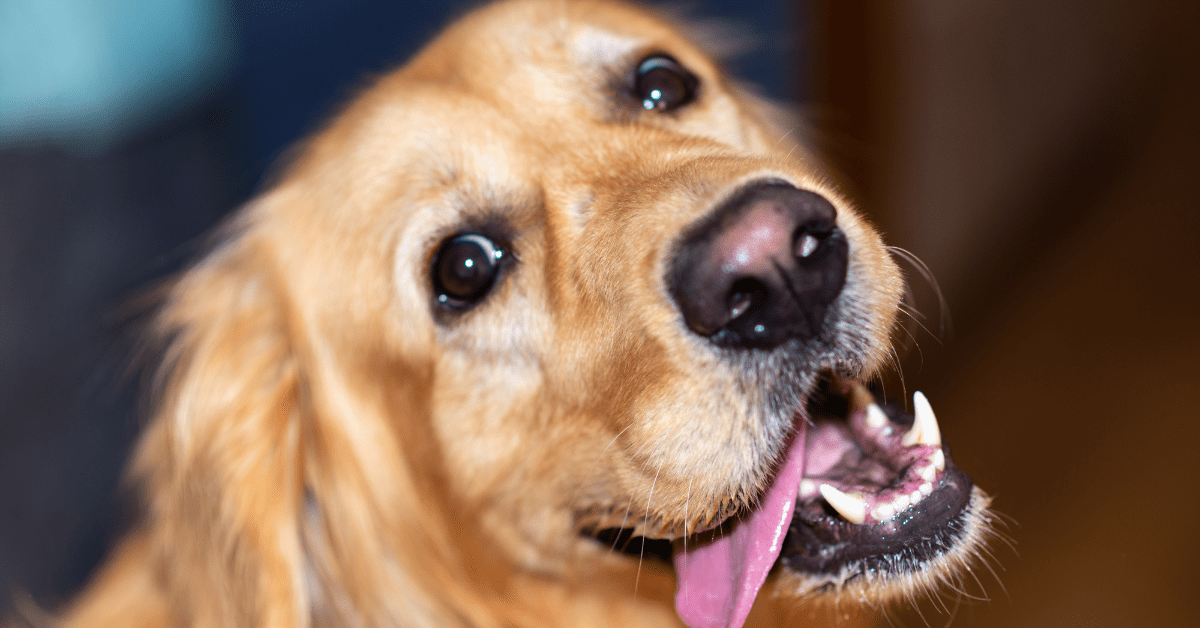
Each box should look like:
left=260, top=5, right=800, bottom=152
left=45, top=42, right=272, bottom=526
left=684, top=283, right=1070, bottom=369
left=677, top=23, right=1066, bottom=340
left=0, top=0, right=1195, bottom=625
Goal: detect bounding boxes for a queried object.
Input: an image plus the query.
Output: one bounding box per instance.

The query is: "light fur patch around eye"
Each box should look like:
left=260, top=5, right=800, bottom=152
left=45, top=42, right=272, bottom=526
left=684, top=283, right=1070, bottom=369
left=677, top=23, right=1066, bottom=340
left=570, top=26, right=645, bottom=68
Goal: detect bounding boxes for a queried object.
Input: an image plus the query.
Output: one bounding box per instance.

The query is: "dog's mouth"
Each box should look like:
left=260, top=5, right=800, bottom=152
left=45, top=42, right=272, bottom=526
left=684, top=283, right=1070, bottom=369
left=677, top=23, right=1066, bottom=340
left=777, top=378, right=986, bottom=589
left=784, top=377, right=973, bottom=565
left=592, top=376, right=989, bottom=626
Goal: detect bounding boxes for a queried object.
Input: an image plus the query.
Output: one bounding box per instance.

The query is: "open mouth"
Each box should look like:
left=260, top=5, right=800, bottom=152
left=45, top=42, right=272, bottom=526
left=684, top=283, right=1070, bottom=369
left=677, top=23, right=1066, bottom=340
left=779, top=377, right=983, bottom=587
left=592, top=376, right=988, bottom=627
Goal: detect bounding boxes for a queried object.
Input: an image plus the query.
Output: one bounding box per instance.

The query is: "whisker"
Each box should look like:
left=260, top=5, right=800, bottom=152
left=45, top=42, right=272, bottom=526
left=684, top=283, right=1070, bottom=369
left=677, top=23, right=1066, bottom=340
left=963, top=564, right=991, bottom=602
left=889, top=346, right=908, bottom=401
left=634, top=464, right=663, bottom=598
left=611, top=494, right=636, bottom=553
left=601, top=425, right=632, bottom=455
left=773, top=125, right=799, bottom=150
left=887, top=246, right=951, bottom=340
left=784, top=142, right=800, bottom=161
left=909, top=587, right=931, bottom=628
left=940, top=592, right=962, bottom=628
left=925, top=581, right=951, bottom=616
left=975, top=536, right=1012, bottom=600
left=896, top=299, right=941, bottom=352
left=680, top=476, right=693, bottom=607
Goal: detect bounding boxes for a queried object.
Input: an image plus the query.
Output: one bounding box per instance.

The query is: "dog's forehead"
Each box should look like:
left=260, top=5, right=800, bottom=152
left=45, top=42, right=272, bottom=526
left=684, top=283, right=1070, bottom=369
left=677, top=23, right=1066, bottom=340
left=412, top=0, right=718, bottom=97
left=462, top=0, right=702, bottom=52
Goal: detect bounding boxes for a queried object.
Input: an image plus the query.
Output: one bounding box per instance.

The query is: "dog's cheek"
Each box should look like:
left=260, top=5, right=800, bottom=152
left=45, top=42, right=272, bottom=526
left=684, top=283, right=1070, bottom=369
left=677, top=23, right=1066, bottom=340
left=425, top=357, right=624, bottom=565
left=427, top=358, right=542, bottom=496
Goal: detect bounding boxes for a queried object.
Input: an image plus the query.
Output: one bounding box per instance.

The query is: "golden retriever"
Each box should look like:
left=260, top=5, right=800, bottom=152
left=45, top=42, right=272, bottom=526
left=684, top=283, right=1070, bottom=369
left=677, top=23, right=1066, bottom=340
left=45, top=1, right=994, bottom=626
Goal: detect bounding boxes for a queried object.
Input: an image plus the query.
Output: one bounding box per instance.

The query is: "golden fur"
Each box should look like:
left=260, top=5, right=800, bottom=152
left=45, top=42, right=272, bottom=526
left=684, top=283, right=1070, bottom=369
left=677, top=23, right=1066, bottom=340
left=45, top=1, right=935, bottom=626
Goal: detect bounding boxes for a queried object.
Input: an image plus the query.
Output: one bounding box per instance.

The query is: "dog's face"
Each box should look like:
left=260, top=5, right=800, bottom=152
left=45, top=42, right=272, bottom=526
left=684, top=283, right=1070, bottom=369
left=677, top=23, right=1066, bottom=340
left=124, top=1, right=991, bottom=626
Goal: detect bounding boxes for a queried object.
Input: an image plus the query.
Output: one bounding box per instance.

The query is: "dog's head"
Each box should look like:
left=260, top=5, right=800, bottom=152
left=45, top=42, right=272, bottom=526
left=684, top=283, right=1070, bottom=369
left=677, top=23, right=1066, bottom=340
left=135, top=1, right=992, bottom=626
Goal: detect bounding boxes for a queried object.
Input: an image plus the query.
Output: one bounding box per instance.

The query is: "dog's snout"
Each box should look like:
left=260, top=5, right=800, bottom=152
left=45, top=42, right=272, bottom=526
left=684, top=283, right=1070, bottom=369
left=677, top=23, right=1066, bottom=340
left=669, top=182, right=849, bottom=350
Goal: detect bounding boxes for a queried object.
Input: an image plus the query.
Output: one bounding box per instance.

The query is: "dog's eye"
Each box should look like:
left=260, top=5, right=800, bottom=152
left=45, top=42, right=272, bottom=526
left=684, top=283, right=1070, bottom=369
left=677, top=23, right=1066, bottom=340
left=635, top=55, right=697, bottom=112
left=432, top=234, right=505, bottom=307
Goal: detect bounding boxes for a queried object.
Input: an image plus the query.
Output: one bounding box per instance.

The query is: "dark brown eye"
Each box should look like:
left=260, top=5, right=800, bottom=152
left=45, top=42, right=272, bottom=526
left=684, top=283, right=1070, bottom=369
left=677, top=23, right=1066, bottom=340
left=433, top=234, right=504, bottom=307
left=635, top=55, right=697, bottom=112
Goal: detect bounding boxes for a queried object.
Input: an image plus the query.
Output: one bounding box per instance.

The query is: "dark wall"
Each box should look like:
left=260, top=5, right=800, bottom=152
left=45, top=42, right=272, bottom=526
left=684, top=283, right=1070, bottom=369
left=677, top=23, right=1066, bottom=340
left=813, top=1, right=1200, bottom=625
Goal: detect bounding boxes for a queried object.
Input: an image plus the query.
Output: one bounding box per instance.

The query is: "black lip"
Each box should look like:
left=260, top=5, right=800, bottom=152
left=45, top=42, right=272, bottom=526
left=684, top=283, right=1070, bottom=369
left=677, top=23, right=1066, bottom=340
left=778, top=453, right=975, bottom=577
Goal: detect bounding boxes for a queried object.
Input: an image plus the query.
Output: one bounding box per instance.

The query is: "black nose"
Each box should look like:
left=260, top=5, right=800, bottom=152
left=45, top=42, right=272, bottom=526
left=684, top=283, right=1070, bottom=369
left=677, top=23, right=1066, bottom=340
left=668, top=182, right=849, bottom=350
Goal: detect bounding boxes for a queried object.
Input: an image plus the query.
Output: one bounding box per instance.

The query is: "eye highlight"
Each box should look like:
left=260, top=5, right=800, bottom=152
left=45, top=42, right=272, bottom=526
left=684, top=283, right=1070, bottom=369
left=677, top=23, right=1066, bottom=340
left=635, top=55, right=698, bottom=112
left=432, top=233, right=506, bottom=308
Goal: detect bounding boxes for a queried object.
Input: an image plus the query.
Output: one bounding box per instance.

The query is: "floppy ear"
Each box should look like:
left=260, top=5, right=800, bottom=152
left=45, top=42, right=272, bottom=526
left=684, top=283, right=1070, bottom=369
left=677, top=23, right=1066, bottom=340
left=117, top=199, right=516, bottom=628
left=126, top=207, right=310, bottom=627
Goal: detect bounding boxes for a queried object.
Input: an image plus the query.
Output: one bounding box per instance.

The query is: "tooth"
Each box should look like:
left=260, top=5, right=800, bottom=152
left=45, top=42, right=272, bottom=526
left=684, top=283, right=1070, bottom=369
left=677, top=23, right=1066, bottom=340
left=902, top=391, right=942, bottom=447
left=872, top=503, right=895, bottom=521
left=918, top=464, right=937, bottom=482
left=919, top=482, right=934, bottom=496
left=819, top=484, right=866, bottom=525
left=893, top=495, right=910, bottom=511
left=865, top=403, right=888, bottom=429
left=910, top=489, right=923, bottom=504
left=799, top=479, right=817, bottom=498
left=931, top=449, right=946, bottom=472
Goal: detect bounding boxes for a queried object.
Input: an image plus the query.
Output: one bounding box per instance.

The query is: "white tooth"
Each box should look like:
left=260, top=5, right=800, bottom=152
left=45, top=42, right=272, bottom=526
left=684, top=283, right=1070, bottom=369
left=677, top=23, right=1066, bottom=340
left=865, top=403, right=888, bottom=429
left=902, top=391, right=942, bottom=447
left=819, top=484, right=866, bottom=525
left=919, top=482, right=934, bottom=496
left=893, top=495, right=910, bottom=512
left=872, top=503, right=895, bottom=521
left=799, top=479, right=818, bottom=499
left=910, top=489, right=923, bottom=504
left=919, top=464, right=937, bottom=482
left=931, top=449, right=946, bottom=472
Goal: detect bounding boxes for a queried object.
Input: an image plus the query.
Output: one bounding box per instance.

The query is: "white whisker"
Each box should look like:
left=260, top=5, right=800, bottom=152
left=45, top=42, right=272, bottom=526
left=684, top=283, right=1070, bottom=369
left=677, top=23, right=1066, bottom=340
left=601, top=425, right=632, bottom=455
left=634, top=464, right=662, bottom=598
left=888, top=245, right=951, bottom=339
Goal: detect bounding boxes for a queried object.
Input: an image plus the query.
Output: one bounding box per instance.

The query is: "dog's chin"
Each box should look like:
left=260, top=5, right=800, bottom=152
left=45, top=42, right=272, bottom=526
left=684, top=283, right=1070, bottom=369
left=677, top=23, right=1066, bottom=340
left=588, top=374, right=992, bottom=609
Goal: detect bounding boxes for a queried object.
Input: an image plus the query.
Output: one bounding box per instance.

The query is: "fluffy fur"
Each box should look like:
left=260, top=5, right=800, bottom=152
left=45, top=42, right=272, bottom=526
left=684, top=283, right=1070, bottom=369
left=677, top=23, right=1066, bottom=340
left=39, top=1, right=967, bottom=626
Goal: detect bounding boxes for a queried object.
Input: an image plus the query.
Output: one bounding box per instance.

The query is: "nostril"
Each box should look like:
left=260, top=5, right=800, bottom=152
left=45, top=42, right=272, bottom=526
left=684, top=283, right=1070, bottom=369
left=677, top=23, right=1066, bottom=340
left=728, top=292, right=753, bottom=321
left=727, top=278, right=765, bottom=322
left=669, top=181, right=850, bottom=350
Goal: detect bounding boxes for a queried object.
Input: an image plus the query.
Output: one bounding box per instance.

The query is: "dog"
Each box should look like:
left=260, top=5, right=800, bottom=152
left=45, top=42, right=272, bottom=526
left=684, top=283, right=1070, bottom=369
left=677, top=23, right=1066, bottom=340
left=47, top=1, right=993, bottom=626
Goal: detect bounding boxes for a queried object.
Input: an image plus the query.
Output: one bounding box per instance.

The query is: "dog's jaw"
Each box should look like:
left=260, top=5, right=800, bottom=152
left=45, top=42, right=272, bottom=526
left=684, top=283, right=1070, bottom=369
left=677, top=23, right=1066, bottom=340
left=670, top=379, right=993, bottom=625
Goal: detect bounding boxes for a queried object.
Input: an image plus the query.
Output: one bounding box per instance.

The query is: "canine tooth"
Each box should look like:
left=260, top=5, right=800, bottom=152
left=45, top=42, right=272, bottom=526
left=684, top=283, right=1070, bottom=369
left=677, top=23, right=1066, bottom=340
left=799, top=479, right=818, bottom=499
left=919, top=482, right=934, bottom=496
left=918, top=464, right=937, bottom=482
left=865, top=403, right=888, bottom=429
left=819, top=484, right=866, bottom=525
left=872, top=503, right=895, bottom=521
left=931, top=449, right=946, bottom=472
left=901, top=391, right=942, bottom=448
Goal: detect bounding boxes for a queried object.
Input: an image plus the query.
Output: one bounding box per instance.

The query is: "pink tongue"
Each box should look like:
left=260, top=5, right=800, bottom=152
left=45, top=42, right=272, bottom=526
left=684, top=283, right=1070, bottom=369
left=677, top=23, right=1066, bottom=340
left=673, top=425, right=807, bottom=628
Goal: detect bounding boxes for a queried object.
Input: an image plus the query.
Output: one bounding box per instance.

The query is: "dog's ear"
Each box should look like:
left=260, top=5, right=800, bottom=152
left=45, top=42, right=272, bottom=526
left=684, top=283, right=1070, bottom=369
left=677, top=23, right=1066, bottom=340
left=125, top=204, right=310, bottom=626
